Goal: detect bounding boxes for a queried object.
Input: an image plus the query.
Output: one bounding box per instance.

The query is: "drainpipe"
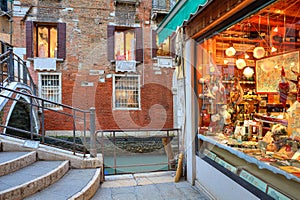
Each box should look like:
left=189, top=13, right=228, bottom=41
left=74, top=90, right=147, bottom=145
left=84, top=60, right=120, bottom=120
left=90, top=107, right=97, bottom=158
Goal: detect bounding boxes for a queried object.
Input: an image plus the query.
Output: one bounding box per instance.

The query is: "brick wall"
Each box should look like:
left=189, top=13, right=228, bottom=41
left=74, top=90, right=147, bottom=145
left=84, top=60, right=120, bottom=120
left=12, top=0, right=174, bottom=132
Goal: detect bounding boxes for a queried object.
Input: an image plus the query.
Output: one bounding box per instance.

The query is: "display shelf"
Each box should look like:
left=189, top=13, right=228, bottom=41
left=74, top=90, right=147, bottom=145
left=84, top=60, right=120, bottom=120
left=222, top=80, right=255, bottom=84
left=197, top=134, right=300, bottom=183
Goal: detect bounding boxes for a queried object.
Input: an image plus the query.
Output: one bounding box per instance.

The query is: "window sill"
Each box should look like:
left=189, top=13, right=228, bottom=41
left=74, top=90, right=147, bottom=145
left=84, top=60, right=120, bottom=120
left=110, top=60, right=141, bottom=64
left=113, top=107, right=141, bottom=111
left=27, top=57, right=64, bottom=62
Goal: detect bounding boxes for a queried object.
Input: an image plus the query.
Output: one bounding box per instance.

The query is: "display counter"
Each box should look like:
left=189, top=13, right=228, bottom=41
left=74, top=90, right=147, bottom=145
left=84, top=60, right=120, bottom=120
left=197, top=134, right=300, bottom=199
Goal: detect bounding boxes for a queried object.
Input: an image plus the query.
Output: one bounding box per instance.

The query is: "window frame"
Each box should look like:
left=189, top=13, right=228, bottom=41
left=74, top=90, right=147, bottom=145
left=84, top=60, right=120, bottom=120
left=38, top=72, right=62, bottom=110
left=113, top=74, right=141, bottom=110
left=26, top=21, right=66, bottom=60
left=107, top=25, right=143, bottom=62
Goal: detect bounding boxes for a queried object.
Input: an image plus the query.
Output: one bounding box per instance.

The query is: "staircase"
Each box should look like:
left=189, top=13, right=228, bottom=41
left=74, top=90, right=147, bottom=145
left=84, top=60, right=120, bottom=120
left=0, top=135, right=102, bottom=200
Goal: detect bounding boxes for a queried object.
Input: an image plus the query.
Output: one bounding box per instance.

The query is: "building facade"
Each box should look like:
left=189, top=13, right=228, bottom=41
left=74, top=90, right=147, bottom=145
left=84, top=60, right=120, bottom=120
left=8, top=0, right=177, bottom=133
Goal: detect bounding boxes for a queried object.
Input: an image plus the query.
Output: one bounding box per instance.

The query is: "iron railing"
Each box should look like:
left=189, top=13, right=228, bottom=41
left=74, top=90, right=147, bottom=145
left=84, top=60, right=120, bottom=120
left=0, top=47, right=97, bottom=157
left=96, top=128, right=180, bottom=175
left=0, top=86, right=97, bottom=157
left=0, top=48, right=37, bottom=95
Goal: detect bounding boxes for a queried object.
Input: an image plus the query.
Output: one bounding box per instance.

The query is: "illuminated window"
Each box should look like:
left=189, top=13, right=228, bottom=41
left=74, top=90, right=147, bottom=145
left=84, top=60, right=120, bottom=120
left=39, top=73, right=62, bottom=109
left=114, top=29, right=135, bottom=61
left=157, top=36, right=170, bottom=57
left=37, top=25, right=57, bottom=58
left=26, top=21, right=66, bottom=59
left=113, top=75, right=140, bottom=109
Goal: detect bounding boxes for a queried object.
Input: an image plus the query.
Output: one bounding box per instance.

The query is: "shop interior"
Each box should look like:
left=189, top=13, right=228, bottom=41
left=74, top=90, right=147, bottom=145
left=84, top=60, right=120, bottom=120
left=197, top=0, right=300, bottom=183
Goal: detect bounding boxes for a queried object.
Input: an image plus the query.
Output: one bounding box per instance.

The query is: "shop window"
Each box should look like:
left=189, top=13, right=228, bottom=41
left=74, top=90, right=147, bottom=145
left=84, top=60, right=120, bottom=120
left=107, top=25, right=143, bottom=62
left=113, top=75, right=140, bottom=110
left=38, top=73, right=62, bottom=109
left=26, top=21, right=66, bottom=59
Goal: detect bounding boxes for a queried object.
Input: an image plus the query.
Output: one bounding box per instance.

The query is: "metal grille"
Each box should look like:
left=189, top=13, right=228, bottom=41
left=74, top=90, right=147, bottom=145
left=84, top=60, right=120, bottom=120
left=114, top=75, right=140, bottom=109
left=40, top=74, right=61, bottom=108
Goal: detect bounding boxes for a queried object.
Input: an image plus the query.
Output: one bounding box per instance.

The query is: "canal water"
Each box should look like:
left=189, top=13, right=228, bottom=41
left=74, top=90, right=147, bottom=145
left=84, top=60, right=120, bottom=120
left=103, top=154, right=169, bottom=175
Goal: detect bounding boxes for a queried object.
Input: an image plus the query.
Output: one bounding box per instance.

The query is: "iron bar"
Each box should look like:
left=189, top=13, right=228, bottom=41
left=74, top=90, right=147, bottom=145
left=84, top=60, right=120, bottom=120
left=41, top=100, right=45, bottom=144
left=73, top=109, right=76, bottom=155
left=30, top=96, right=33, bottom=140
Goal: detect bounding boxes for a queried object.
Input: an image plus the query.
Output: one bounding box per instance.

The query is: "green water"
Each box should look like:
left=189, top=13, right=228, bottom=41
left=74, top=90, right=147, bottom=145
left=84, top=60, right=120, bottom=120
left=104, top=154, right=169, bottom=175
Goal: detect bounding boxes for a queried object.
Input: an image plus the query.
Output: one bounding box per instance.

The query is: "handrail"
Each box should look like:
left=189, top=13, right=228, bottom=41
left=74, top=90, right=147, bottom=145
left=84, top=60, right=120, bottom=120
left=0, top=86, right=92, bottom=157
left=1, top=48, right=97, bottom=158
left=1, top=48, right=37, bottom=95
left=0, top=85, right=88, bottom=113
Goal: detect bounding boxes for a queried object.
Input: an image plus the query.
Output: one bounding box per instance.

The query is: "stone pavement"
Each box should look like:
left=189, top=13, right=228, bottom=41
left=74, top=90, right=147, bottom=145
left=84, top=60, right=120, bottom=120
left=91, top=171, right=213, bottom=200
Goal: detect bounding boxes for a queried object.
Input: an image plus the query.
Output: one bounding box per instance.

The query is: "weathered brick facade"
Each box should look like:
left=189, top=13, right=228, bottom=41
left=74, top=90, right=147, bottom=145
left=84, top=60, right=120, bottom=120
left=11, top=0, right=174, bottom=131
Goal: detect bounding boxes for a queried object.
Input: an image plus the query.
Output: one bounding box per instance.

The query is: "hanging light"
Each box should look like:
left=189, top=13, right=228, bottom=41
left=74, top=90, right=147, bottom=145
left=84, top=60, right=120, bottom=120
left=253, top=47, right=265, bottom=59
left=243, top=67, right=254, bottom=78
left=225, top=46, right=236, bottom=57
left=236, top=58, right=247, bottom=69
left=244, top=53, right=250, bottom=59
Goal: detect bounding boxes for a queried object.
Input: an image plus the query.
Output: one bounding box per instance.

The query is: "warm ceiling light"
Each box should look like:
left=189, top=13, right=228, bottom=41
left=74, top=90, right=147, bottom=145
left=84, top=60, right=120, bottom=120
left=225, top=47, right=236, bottom=57
left=243, top=67, right=254, bottom=78
left=236, top=58, right=247, bottom=69
left=253, top=47, right=265, bottom=59
left=224, top=59, right=229, bottom=64
left=273, top=27, right=278, bottom=32
left=244, top=53, right=250, bottom=59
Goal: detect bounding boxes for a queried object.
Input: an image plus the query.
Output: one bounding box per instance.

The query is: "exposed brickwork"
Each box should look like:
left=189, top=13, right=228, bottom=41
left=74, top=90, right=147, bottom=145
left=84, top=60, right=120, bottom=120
left=12, top=0, right=174, bottom=131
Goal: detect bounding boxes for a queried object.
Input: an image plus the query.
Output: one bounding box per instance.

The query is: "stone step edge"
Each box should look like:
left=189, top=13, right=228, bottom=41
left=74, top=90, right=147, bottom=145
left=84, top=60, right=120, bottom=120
left=69, top=168, right=102, bottom=200
left=0, top=151, right=37, bottom=176
left=0, top=160, right=69, bottom=200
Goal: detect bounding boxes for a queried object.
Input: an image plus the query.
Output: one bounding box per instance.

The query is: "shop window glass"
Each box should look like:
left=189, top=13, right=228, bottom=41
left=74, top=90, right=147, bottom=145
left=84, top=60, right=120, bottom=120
left=114, top=75, right=140, bottom=109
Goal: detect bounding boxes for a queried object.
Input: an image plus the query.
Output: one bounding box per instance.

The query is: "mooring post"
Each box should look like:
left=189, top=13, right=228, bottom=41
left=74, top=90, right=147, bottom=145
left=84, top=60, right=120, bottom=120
left=90, top=107, right=97, bottom=158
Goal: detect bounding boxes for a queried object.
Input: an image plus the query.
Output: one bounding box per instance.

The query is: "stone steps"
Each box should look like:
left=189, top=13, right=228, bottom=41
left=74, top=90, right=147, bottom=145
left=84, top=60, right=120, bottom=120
left=0, top=136, right=103, bottom=200
left=0, top=159, right=69, bottom=200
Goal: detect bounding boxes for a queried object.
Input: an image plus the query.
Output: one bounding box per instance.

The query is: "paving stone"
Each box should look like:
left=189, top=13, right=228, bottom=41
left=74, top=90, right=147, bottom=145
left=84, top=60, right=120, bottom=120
left=92, top=172, right=213, bottom=200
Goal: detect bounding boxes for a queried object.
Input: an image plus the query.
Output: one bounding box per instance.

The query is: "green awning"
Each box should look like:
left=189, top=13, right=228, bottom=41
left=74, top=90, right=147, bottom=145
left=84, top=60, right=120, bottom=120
left=157, top=0, right=208, bottom=44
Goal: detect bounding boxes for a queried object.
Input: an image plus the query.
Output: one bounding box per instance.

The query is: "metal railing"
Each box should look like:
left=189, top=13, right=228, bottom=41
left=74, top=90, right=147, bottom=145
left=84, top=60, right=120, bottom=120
left=96, top=128, right=180, bottom=175
left=0, top=86, right=97, bottom=157
left=0, top=48, right=37, bottom=95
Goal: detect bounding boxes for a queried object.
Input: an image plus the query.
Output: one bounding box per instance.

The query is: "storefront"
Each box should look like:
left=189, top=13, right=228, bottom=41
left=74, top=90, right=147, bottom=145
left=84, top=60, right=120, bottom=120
left=158, top=0, right=300, bottom=199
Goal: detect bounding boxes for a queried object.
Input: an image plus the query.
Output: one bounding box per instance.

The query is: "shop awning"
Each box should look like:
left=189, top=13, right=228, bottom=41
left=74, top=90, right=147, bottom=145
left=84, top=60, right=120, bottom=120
left=156, top=0, right=208, bottom=44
